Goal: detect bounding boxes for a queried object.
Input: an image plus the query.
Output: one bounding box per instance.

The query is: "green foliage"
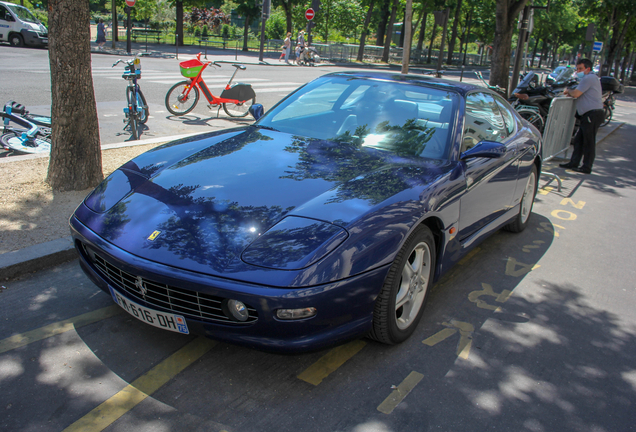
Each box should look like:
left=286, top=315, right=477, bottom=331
left=221, top=23, right=231, bottom=39
left=265, top=9, right=286, bottom=40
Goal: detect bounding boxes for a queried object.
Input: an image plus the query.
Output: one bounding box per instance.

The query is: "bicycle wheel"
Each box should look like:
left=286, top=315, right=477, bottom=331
left=137, top=89, right=150, bottom=124
left=1, top=130, right=51, bottom=154
left=126, top=90, right=139, bottom=140
left=127, top=87, right=149, bottom=125
left=223, top=97, right=255, bottom=118
left=600, top=106, right=612, bottom=127
left=518, top=109, right=544, bottom=132
left=165, top=81, right=199, bottom=115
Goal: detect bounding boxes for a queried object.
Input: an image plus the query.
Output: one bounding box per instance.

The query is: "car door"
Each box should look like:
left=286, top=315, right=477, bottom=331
left=457, top=91, right=518, bottom=241
left=0, top=4, right=14, bottom=42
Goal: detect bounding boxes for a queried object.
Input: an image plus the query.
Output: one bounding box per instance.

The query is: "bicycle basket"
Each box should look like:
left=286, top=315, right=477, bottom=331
left=179, top=58, right=204, bottom=78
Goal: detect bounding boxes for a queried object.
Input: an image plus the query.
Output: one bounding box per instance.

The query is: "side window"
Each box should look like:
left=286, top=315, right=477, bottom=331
left=0, top=6, right=13, bottom=21
left=493, top=95, right=516, bottom=136
left=461, top=92, right=508, bottom=152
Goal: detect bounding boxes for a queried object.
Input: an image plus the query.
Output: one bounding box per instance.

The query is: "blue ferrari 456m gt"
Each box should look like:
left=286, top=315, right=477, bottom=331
left=70, top=71, right=542, bottom=353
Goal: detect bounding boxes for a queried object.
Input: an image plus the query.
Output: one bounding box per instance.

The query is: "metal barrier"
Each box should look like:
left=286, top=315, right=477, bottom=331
left=540, top=96, right=577, bottom=191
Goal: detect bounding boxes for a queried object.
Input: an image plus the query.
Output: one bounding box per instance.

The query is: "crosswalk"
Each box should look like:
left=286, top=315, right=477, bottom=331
left=91, top=67, right=302, bottom=95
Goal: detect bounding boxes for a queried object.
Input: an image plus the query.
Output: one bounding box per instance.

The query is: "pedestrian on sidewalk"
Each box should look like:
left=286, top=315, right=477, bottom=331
left=295, top=30, right=305, bottom=65
left=559, top=58, right=604, bottom=174
left=96, top=18, right=108, bottom=51
left=281, top=32, right=292, bottom=64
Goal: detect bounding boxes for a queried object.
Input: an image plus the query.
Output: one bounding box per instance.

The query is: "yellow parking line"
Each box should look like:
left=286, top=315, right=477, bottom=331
left=63, top=337, right=216, bottom=432
left=377, top=371, right=424, bottom=414
left=0, top=305, right=122, bottom=354
left=297, top=340, right=366, bottom=385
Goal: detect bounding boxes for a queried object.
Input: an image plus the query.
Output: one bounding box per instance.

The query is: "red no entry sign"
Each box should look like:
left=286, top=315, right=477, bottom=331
left=125, top=0, right=136, bottom=7
left=305, top=8, right=315, bottom=20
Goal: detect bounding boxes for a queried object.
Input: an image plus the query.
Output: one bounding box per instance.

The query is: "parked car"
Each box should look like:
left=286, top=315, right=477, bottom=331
left=70, top=71, right=542, bottom=353
left=0, top=1, right=48, bottom=47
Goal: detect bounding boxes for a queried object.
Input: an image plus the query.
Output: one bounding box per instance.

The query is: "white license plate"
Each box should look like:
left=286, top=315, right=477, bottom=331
left=109, top=286, right=189, bottom=334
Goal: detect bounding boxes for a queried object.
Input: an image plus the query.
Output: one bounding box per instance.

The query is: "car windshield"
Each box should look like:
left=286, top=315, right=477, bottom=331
left=7, top=4, right=38, bottom=23
left=256, top=75, right=459, bottom=159
left=554, top=67, right=576, bottom=83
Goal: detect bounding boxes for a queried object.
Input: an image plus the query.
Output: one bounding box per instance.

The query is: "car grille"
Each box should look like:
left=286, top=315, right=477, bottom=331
left=88, top=250, right=258, bottom=324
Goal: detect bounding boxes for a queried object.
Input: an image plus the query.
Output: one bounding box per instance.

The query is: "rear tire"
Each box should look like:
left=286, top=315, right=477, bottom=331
left=165, top=81, right=199, bottom=115
left=368, top=225, right=436, bottom=345
left=504, top=164, right=537, bottom=233
left=137, top=89, right=149, bottom=124
left=1, top=131, right=51, bottom=154
left=600, top=105, right=612, bottom=127
left=223, top=97, right=255, bottom=118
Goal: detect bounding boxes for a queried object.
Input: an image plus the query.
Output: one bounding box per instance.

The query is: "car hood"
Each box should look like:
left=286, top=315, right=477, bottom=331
left=76, top=127, right=451, bottom=279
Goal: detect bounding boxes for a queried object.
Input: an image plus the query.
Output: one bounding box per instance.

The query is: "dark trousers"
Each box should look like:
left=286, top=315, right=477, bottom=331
left=570, top=109, right=605, bottom=170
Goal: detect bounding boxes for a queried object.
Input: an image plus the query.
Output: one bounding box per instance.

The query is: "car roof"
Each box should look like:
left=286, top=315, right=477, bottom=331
left=325, top=71, right=482, bottom=96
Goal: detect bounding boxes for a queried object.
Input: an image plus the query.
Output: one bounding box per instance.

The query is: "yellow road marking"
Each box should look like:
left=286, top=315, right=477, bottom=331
left=423, top=320, right=474, bottom=359
left=458, top=247, right=481, bottom=265
left=0, top=305, right=122, bottom=354
left=505, top=257, right=540, bottom=277
left=297, top=340, right=366, bottom=385
left=63, top=337, right=216, bottom=432
left=377, top=371, right=424, bottom=414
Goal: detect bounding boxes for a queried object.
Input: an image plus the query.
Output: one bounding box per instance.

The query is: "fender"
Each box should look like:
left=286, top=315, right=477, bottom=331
left=221, top=83, right=256, bottom=102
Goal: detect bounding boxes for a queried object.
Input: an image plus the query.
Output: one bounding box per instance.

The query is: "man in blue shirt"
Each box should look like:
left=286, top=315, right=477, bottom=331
left=559, top=58, right=604, bottom=174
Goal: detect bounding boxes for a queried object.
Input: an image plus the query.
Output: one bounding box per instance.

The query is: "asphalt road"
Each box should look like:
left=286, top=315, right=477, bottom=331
left=2, top=44, right=636, bottom=432
left=0, top=44, right=363, bottom=146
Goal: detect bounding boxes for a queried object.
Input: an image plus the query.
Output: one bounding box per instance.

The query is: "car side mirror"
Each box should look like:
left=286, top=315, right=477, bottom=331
left=249, top=104, right=264, bottom=121
left=460, top=140, right=506, bottom=160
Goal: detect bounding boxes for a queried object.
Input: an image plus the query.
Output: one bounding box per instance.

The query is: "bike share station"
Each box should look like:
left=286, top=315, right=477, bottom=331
left=539, top=97, right=577, bottom=192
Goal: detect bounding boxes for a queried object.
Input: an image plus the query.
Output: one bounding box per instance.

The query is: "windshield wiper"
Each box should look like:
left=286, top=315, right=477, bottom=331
left=252, top=124, right=279, bottom=132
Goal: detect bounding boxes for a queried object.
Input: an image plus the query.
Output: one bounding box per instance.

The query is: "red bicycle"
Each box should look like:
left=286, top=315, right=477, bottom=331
left=165, top=53, right=256, bottom=118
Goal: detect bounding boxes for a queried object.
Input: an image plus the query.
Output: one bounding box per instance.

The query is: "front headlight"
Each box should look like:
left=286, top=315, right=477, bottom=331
left=241, top=216, right=348, bottom=270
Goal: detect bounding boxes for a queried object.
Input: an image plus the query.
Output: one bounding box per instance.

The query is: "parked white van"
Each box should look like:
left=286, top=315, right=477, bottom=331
left=0, top=1, right=48, bottom=47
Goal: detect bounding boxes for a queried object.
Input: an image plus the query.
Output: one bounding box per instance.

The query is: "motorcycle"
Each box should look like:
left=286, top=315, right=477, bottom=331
left=508, top=71, right=577, bottom=132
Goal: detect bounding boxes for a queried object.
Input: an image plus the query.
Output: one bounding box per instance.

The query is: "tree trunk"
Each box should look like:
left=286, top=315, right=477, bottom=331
left=381, top=0, right=399, bottom=62
left=446, top=0, right=463, bottom=64
left=376, top=0, right=390, bottom=46
left=416, top=10, right=427, bottom=51
left=537, top=39, right=548, bottom=68
left=530, top=37, right=539, bottom=68
left=111, top=0, right=118, bottom=44
left=176, top=1, right=184, bottom=46
left=357, top=0, right=376, bottom=62
left=243, top=13, right=251, bottom=51
left=46, top=0, right=102, bottom=192
left=427, top=22, right=437, bottom=63
left=489, top=0, right=529, bottom=93
left=620, top=47, right=633, bottom=82
left=280, top=0, right=293, bottom=33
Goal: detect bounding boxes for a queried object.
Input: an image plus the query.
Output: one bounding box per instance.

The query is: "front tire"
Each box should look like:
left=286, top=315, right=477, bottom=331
left=518, top=109, right=544, bottom=132
left=126, top=91, right=139, bottom=140
left=9, top=34, right=24, bottom=47
left=504, top=164, right=537, bottom=233
left=369, top=225, right=436, bottom=345
left=223, top=97, right=255, bottom=118
left=165, top=81, right=199, bottom=115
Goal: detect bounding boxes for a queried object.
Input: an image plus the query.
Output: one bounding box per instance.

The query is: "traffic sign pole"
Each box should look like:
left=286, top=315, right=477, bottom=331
left=305, top=8, right=314, bottom=44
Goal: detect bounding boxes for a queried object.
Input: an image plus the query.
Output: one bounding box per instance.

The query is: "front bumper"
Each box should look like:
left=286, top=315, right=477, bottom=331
left=21, top=29, right=48, bottom=47
left=70, top=215, right=390, bottom=353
